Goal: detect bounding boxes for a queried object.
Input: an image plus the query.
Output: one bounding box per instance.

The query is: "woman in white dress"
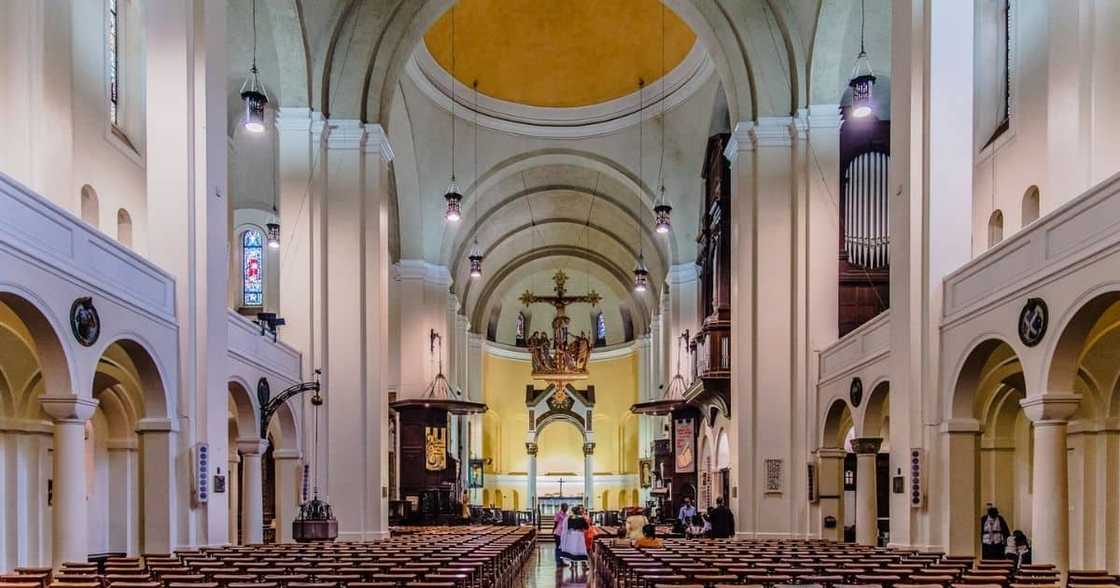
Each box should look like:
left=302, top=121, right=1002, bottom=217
left=559, top=505, right=590, bottom=571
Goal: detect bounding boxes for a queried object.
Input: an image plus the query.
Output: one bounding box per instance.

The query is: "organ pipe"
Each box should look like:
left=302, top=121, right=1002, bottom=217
left=844, top=151, right=890, bottom=270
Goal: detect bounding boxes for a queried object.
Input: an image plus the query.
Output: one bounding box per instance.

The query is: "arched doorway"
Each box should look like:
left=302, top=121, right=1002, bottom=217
left=819, top=398, right=854, bottom=542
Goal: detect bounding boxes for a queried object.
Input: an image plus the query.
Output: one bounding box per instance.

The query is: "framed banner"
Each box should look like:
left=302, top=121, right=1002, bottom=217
left=674, top=418, right=696, bottom=473
left=424, top=426, right=447, bottom=471
left=639, top=459, right=653, bottom=488
left=469, top=459, right=485, bottom=489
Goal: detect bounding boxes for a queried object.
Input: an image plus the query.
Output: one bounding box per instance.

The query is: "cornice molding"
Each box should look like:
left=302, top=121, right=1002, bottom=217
left=325, top=119, right=364, bottom=150
left=362, top=123, right=395, bottom=161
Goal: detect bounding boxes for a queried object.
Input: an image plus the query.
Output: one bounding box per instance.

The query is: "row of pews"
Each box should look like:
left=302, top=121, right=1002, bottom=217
left=592, top=538, right=1120, bottom=588
left=0, top=526, right=535, bottom=588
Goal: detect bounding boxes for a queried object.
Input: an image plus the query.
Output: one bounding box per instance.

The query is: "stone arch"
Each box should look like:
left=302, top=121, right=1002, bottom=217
left=821, top=397, right=854, bottom=448
left=949, top=335, right=1023, bottom=421
left=92, top=337, right=172, bottom=420
left=1045, top=289, right=1120, bottom=399
left=860, top=380, right=890, bottom=439
left=228, top=377, right=259, bottom=440
left=0, top=289, right=76, bottom=402
left=270, top=400, right=302, bottom=453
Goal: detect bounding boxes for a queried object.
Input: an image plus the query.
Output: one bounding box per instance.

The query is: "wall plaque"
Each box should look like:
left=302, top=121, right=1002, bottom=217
left=1018, top=297, right=1048, bottom=347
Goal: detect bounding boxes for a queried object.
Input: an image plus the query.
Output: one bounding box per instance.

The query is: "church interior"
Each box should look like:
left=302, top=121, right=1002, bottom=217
left=2, top=0, right=1120, bottom=586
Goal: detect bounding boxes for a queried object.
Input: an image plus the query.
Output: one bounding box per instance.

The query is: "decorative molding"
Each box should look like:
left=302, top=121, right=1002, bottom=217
left=275, top=107, right=314, bottom=132
left=325, top=119, right=364, bottom=150
left=751, top=117, right=795, bottom=148
left=724, top=122, right=755, bottom=162
left=396, top=259, right=453, bottom=285
left=940, top=418, right=981, bottom=434
left=136, top=417, right=177, bottom=433
left=406, top=41, right=715, bottom=139
left=362, top=123, right=395, bottom=161
left=849, top=437, right=883, bottom=455
left=807, top=104, right=843, bottom=130
left=484, top=340, right=635, bottom=362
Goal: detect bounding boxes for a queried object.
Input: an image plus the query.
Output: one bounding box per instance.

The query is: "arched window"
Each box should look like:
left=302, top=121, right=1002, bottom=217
left=81, top=185, right=100, bottom=228
left=1022, top=186, right=1040, bottom=226
left=242, top=229, right=264, bottom=307
left=988, top=210, right=1004, bottom=248
left=595, top=312, right=607, bottom=347
left=515, top=312, right=527, bottom=347
left=116, top=209, right=132, bottom=247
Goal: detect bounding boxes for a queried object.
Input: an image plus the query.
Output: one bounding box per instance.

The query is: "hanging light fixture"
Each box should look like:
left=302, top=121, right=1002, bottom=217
left=467, top=80, right=483, bottom=278
left=266, top=154, right=280, bottom=249
left=848, top=0, right=876, bottom=119
left=240, top=0, right=268, bottom=133
left=653, top=3, right=672, bottom=235
left=634, top=79, right=649, bottom=293
left=443, top=7, right=463, bottom=222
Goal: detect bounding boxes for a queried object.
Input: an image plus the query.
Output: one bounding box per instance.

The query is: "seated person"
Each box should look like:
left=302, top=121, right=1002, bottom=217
left=633, top=523, right=664, bottom=548
left=686, top=513, right=706, bottom=538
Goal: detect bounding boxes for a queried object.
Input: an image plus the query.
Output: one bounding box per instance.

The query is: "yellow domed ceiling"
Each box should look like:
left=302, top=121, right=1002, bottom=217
left=424, top=0, right=697, bottom=108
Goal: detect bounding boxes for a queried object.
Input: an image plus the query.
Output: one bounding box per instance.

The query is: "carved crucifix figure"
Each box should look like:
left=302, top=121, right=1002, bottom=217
left=519, top=270, right=602, bottom=345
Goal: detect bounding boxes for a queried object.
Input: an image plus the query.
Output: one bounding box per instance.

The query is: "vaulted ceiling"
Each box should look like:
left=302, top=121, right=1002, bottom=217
left=226, top=0, right=894, bottom=337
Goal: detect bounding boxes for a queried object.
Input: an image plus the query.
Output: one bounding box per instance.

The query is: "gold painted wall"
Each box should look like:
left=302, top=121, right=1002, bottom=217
left=480, top=350, right=641, bottom=509
left=424, top=0, right=696, bottom=108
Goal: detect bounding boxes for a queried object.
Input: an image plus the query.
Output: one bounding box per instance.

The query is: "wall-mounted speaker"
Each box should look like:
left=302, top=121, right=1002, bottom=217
left=909, top=448, right=925, bottom=509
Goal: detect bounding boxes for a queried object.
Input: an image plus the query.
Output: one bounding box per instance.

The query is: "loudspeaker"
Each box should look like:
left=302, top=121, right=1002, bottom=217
left=909, top=448, right=925, bottom=509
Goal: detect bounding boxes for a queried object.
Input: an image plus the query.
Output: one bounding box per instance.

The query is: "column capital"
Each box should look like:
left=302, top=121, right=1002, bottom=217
left=362, top=123, right=395, bottom=161
left=582, top=442, right=596, bottom=456
left=850, top=437, right=883, bottom=455
left=273, top=448, right=302, bottom=460
left=751, top=117, right=795, bottom=148
left=526, top=442, right=538, bottom=456
left=816, top=447, right=848, bottom=459
left=941, top=417, right=981, bottom=434
left=325, top=119, right=365, bottom=150
left=106, top=438, right=139, bottom=451
left=1020, top=394, right=1080, bottom=423
left=39, top=396, right=98, bottom=423
left=275, top=107, right=313, bottom=132
left=237, top=438, right=270, bottom=456
left=135, top=417, right=177, bottom=433
left=724, top=121, right=755, bottom=162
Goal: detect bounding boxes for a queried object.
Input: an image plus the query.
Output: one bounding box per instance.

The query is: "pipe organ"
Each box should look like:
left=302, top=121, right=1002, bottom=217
left=843, top=151, right=890, bottom=270
left=837, top=116, right=891, bottom=337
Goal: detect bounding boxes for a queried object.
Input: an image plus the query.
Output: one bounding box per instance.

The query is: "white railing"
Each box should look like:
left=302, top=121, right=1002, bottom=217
left=0, top=172, right=176, bottom=321
left=226, top=310, right=302, bottom=384
left=943, top=170, right=1120, bottom=324
left=817, top=310, right=891, bottom=386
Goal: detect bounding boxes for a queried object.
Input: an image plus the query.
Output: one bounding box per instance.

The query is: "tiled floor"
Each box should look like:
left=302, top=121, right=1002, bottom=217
left=523, top=543, right=593, bottom=587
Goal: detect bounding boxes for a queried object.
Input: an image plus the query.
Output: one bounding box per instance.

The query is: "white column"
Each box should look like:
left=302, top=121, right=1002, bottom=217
left=1021, top=395, right=1079, bottom=571
left=527, top=443, right=538, bottom=514
left=583, top=443, right=595, bottom=510
left=467, top=333, right=484, bottom=504
left=40, top=397, right=97, bottom=567
left=273, top=450, right=301, bottom=543
left=852, top=438, right=882, bottom=546
left=106, top=440, right=139, bottom=555
left=227, top=454, right=240, bottom=544
left=816, top=448, right=846, bottom=542
left=238, top=439, right=267, bottom=545
left=726, top=119, right=798, bottom=537
left=145, top=0, right=228, bottom=548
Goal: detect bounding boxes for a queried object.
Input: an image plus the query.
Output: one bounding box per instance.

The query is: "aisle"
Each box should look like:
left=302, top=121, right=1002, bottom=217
left=525, top=543, right=593, bottom=587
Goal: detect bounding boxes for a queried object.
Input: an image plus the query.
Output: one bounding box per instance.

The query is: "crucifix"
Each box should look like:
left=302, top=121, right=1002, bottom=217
left=520, top=270, right=602, bottom=344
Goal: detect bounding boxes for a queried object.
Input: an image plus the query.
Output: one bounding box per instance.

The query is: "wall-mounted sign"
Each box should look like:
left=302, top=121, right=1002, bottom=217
left=850, top=377, right=863, bottom=408
left=674, top=419, right=695, bottom=473
left=425, top=426, right=447, bottom=471
left=70, top=297, right=100, bottom=347
left=1018, top=297, right=1048, bottom=347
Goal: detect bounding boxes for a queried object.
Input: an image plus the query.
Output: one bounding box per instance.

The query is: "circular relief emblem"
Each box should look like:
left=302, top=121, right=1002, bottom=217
left=850, top=377, right=864, bottom=408
left=69, top=297, right=100, bottom=347
left=1018, top=297, right=1049, bottom=347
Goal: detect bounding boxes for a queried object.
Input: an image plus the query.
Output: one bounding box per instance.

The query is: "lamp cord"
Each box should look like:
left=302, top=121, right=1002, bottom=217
left=449, top=8, right=456, bottom=184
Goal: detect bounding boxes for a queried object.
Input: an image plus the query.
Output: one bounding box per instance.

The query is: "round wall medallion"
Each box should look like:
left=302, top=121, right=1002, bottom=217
left=257, top=377, right=271, bottom=409
left=69, top=297, right=100, bottom=347
left=850, top=377, right=864, bottom=408
left=1018, top=297, right=1049, bottom=347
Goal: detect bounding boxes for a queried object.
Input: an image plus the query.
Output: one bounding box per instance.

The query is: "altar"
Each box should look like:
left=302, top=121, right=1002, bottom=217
left=537, top=495, right=585, bottom=517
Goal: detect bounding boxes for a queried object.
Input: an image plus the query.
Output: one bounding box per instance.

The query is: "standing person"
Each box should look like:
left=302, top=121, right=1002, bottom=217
left=708, top=497, right=735, bottom=539
left=460, top=490, right=471, bottom=524
left=678, top=497, right=697, bottom=529
left=560, top=506, right=590, bottom=573
left=553, top=503, right=569, bottom=567
left=980, top=504, right=1010, bottom=560
left=625, top=508, right=649, bottom=541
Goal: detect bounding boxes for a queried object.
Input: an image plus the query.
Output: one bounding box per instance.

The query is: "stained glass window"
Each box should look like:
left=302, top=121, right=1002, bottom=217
left=107, top=0, right=119, bottom=126
left=243, top=229, right=264, bottom=307
left=596, top=312, right=607, bottom=345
